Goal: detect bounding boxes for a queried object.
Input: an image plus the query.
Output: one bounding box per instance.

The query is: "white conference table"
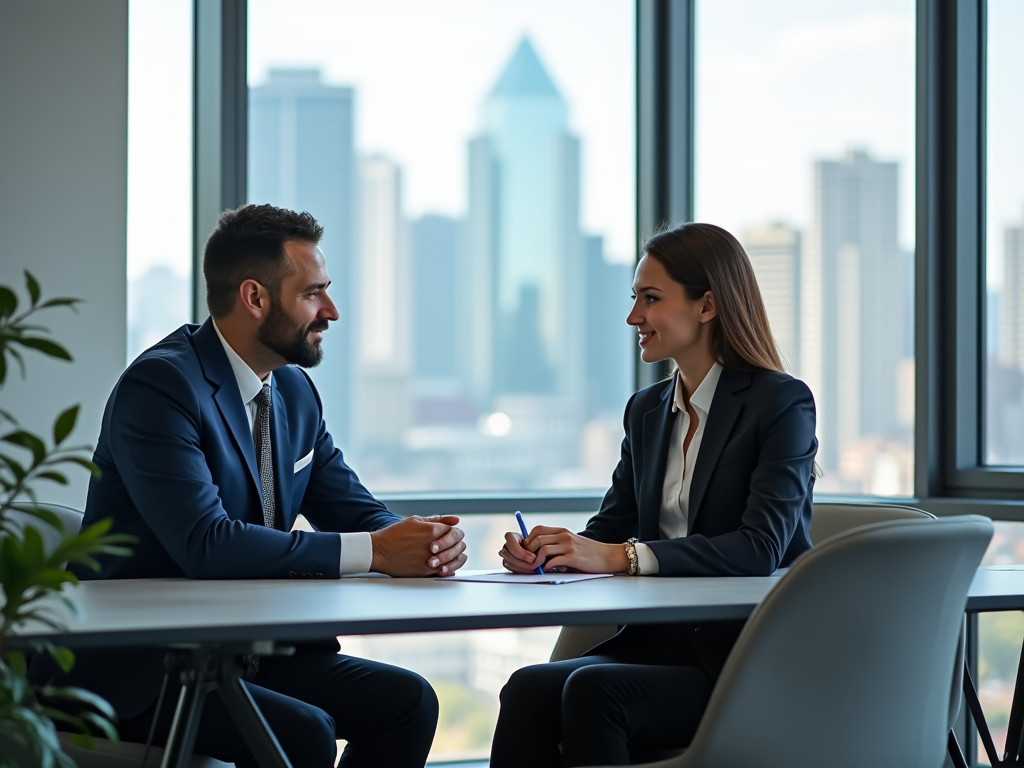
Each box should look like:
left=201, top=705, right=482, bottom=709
left=13, top=566, right=1024, bottom=768
left=17, top=565, right=1024, bottom=647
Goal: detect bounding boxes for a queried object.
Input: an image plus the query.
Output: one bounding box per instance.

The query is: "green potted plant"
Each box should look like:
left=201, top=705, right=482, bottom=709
left=0, top=272, right=133, bottom=768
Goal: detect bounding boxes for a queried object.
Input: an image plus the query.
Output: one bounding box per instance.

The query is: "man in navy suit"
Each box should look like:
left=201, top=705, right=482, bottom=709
left=54, top=204, right=468, bottom=767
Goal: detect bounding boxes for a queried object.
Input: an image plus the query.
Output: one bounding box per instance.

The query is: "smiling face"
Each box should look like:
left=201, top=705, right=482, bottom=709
left=627, top=253, right=717, bottom=366
left=256, top=240, right=339, bottom=368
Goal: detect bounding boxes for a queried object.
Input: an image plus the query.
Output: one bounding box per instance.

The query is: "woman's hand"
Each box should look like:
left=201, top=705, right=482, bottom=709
left=504, top=526, right=630, bottom=574
left=499, top=529, right=548, bottom=573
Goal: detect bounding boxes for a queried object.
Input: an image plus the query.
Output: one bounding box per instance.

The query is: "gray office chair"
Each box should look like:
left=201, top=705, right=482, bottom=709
left=808, top=503, right=970, bottom=759
left=1, top=503, right=229, bottom=768
left=579, top=514, right=992, bottom=768
left=810, top=501, right=935, bottom=545
left=6, top=501, right=86, bottom=557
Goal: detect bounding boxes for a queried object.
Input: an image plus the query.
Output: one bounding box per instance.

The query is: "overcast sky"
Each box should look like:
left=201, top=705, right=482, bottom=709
left=127, top=0, right=1021, bottom=290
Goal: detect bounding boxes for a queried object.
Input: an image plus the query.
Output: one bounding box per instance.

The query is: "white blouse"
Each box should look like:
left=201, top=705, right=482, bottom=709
left=635, top=362, right=723, bottom=575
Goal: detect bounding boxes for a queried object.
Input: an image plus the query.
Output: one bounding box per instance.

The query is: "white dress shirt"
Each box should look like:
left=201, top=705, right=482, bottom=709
left=635, top=362, right=723, bottom=575
left=212, top=321, right=373, bottom=574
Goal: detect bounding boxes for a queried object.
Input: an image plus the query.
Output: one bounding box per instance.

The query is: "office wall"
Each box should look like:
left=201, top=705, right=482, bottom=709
left=0, top=0, right=129, bottom=507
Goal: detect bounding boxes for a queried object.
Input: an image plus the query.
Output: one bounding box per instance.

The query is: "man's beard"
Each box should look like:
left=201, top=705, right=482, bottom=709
left=257, top=297, right=328, bottom=368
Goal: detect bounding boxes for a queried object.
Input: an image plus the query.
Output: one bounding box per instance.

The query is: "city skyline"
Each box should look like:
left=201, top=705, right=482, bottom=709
left=123, top=7, right=1020, bottom=497
left=739, top=150, right=915, bottom=495
left=234, top=40, right=633, bottom=492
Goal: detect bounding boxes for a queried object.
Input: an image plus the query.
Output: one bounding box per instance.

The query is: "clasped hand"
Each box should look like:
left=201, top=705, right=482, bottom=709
left=498, top=525, right=628, bottom=574
left=370, top=515, right=468, bottom=577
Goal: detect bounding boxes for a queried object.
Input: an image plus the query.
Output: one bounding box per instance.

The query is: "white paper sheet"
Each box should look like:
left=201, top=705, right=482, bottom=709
left=440, top=570, right=615, bottom=585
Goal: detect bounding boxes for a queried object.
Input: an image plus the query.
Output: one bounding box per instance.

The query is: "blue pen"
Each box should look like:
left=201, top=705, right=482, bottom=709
left=515, top=511, right=545, bottom=574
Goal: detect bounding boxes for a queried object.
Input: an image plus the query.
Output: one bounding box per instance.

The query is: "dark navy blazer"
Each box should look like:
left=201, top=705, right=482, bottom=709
left=36, top=318, right=400, bottom=717
left=581, top=366, right=817, bottom=676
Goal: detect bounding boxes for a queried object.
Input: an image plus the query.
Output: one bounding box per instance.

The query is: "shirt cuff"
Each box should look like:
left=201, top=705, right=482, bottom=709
left=339, top=532, right=373, bottom=574
left=635, top=542, right=660, bottom=575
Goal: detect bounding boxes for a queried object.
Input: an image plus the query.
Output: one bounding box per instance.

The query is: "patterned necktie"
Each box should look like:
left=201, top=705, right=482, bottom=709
left=255, top=384, right=276, bottom=530
left=246, top=384, right=276, bottom=680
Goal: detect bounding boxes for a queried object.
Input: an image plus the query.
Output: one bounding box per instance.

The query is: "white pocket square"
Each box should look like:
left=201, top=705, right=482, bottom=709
left=293, top=449, right=314, bottom=473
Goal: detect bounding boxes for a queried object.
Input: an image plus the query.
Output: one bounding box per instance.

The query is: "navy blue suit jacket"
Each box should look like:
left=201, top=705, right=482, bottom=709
left=39, top=319, right=400, bottom=717
left=582, top=367, right=817, bottom=676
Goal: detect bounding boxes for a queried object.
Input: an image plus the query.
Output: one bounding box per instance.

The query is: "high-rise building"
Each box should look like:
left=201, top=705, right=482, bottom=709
left=584, top=235, right=633, bottom=416
left=249, top=68, right=356, bottom=442
left=801, top=149, right=905, bottom=471
left=742, top=223, right=801, bottom=375
left=464, top=38, right=585, bottom=412
left=412, top=215, right=460, bottom=382
left=353, top=155, right=413, bottom=450
left=410, top=214, right=480, bottom=428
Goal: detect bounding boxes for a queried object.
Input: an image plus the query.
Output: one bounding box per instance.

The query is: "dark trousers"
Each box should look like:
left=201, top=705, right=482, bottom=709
left=490, top=648, right=713, bottom=767
left=117, top=650, right=438, bottom=768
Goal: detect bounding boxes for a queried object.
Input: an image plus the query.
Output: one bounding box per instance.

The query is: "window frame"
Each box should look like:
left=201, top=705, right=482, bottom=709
left=916, top=0, right=1024, bottom=510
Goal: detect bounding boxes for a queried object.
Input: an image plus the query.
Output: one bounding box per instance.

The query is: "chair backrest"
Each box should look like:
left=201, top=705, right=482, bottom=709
left=810, top=501, right=968, bottom=731
left=680, top=515, right=992, bottom=768
left=811, top=502, right=935, bottom=546
left=6, top=502, right=84, bottom=555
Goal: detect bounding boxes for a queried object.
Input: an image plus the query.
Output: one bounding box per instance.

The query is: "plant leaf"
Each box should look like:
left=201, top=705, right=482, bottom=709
left=21, top=524, right=46, bottom=566
left=7, top=344, right=25, bottom=380
left=0, top=450, right=28, bottom=482
left=18, top=337, right=72, bottom=361
left=34, top=470, right=68, bottom=485
left=52, top=405, right=78, bottom=445
left=61, top=455, right=102, bottom=478
left=40, top=685, right=118, bottom=719
left=2, top=430, right=46, bottom=464
left=37, top=297, right=80, bottom=310
left=80, top=710, right=119, bottom=742
left=7, top=650, right=28, bottom=675
left=25, top=270, right=41, bottom=306
left=0, top=285, right=17, bottom=318
left=48, top=645, right=75, bottom=674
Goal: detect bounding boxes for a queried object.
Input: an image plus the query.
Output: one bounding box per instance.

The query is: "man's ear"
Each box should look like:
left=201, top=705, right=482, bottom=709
left=699, top=290, right=718, bottom=324
left=238, top=279, right=269, bottom=320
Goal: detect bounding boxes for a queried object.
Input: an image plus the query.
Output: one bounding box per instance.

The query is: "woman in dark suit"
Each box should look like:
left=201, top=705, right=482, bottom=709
left=490, top=223, right=818, bottom=767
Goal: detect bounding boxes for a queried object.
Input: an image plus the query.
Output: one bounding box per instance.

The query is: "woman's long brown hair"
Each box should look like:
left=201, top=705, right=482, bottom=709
left=643, top=223, right=784, bottom=373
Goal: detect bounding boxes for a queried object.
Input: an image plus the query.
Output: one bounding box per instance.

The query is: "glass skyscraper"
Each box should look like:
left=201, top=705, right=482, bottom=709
left=465, top=38, right=585, bottom=411
left=249, top=68, right=356, bottom=442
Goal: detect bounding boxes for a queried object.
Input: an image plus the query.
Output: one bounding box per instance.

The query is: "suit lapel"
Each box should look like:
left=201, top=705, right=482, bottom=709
left=638, top=378, right=677, bottom=541
left=687, top=368, right=750, bottom=533
left=194, top=320, right=262, bottom=500
left=270, top=382, right=292, bottom=530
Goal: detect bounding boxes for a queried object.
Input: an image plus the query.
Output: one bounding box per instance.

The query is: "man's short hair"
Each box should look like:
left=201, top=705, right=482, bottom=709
left=203, top=204, right=325, bottom=317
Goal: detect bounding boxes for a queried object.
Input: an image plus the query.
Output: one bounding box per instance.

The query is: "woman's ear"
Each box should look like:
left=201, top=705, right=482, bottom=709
left=699, top=291, right=718, bottom=323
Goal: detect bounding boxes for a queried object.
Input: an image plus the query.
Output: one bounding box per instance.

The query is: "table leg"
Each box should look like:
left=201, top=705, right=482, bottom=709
left=159, top=644, right=294, bottom=768
left=963, top=661, right=1002, bottom=767
left=1006, top=635, right=1024, bottom=764
left=160, top=674, right=211, bottom=768
left=949, top=731, right=970, bottom=768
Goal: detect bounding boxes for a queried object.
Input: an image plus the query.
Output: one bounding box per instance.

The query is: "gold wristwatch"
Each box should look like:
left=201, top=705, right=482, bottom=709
left=625, top=537, right=640, bottom=576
